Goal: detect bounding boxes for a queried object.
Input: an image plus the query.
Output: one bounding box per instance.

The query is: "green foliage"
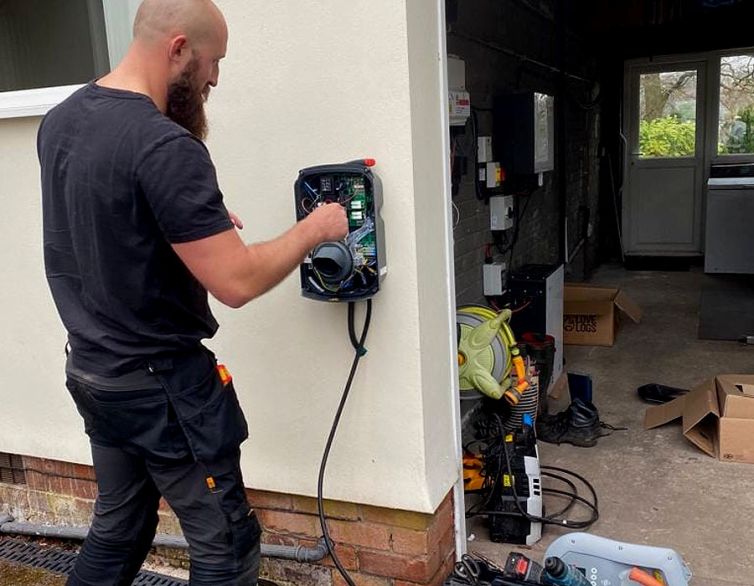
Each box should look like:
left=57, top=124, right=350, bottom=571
left=672, top=101, right=696, bottom=122
left=639, top=117, right=696, bottom=157
left=722, top=105, right=754, bottom=154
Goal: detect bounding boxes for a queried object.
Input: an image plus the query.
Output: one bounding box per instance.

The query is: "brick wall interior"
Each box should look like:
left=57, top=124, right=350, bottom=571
left=0, top=453, right=456, bottom=586
left=447, top=0, right=603, bottom=306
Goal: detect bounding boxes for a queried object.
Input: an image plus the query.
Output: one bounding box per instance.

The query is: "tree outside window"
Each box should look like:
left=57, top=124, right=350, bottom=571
left=719, top=55, right=754, bottom=155
left=639, top=70, right=698, bottom=158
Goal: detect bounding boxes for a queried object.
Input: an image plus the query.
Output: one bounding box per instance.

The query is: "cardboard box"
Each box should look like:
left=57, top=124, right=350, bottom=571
left=645, top=375, right=754, bottom=464
left=563, top=284, right=642, bottom=346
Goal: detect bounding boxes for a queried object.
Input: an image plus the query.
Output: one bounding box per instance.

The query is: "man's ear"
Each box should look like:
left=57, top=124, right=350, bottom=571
left=168, top=35, right=189, bottom=63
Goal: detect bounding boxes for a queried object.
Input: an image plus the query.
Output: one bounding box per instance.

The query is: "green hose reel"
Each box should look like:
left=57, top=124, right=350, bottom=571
left=456, top=305, right=528, bottom=403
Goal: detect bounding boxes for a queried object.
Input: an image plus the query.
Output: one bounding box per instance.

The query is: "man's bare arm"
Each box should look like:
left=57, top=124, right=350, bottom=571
left=172, top=203, right=347, bottom=308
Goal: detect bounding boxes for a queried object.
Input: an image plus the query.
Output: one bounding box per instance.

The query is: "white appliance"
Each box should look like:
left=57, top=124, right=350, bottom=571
left=705, top=163, right=754, bottom=274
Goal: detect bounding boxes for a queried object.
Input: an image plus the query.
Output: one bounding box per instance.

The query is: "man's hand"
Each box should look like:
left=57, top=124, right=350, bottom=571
left=304, top=203, right=348, bottom=243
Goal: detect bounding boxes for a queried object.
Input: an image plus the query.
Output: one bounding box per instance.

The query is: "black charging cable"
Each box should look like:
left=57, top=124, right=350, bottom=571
left=317, top=299, right=372, bottom=586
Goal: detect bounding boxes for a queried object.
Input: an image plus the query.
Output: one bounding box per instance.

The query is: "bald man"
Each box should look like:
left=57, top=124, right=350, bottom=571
left=37, top=1, right=347, bottom=584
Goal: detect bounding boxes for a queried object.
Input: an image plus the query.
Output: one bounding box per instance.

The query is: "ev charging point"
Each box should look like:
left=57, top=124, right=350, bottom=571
left=295, top=160, right=386, bottom=302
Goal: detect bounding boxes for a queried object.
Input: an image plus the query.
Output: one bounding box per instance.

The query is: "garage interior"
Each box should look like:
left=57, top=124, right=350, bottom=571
left=446, top=1, right=754, bottom=584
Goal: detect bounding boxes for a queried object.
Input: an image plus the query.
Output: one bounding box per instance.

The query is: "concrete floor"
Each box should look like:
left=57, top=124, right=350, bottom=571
left=468, top=265, right=754, bottom=586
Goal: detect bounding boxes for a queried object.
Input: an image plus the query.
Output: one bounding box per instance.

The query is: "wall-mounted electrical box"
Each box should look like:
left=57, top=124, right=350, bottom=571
left=448, top=55, right=471, bottom=127
left=476, top=136, right=505, bottom=192
left=477, top=136, right=493, bottom=163
left=483, top=262, right=507, bottom=296
left=490, top=195, right=514, bottom=231
left=295, top=160, right=386, bottom=302
left=479, top=162, right=503, bottom=189
left=493, top=92, right=554, bottom=175
left=449, top=92, right=471, bottom=127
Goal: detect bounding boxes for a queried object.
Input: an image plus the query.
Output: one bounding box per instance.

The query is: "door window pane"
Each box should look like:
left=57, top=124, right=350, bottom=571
left=639, top=70, right=698, bottom=158
left=718, top=55, right=754, bottom=155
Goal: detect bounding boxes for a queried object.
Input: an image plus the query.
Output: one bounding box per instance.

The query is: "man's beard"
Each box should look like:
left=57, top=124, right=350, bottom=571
left=166, top=57, right=210, bottom=141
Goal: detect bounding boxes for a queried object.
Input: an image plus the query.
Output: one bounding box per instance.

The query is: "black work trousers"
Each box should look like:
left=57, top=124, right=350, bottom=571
left=65, top=347, right=260, bottom=586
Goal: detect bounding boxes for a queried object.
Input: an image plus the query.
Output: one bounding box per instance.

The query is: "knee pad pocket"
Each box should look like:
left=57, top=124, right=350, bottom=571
left=228, top=504, right=261, bottom=560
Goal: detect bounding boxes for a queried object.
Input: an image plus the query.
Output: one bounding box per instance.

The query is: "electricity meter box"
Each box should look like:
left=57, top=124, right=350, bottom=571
left=493, top=92, right=555, bottom=175
left=295, top=160, right=386, bottom=302
left=448, top=55, right=471, bottom=127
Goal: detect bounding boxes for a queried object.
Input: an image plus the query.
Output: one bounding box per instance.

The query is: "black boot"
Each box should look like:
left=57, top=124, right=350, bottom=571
left=536, top=399, right=602, bottom=447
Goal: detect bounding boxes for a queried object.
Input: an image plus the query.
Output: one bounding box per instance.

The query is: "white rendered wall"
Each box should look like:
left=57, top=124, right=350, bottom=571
left=0, top=0, right=457, bottom=514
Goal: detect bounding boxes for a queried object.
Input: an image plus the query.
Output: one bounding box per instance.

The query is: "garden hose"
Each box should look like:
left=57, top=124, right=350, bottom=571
left=456, top=305, right=528, bottom=404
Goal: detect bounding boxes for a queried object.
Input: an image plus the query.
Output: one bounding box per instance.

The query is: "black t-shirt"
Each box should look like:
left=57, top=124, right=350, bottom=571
left=38, top=82, right=234, bottom=376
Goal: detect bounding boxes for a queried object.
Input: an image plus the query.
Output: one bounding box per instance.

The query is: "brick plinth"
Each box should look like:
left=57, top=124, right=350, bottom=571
left=0, top=452, right=457, bottom=585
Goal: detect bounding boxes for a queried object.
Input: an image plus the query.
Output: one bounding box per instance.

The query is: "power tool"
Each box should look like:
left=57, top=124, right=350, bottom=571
left=543, top=557, right=592, bottom=586
left=444, top=546, right=690, bottom=586
left=545, top=533, right=692, bottom=586
left=503, top=552, right=545, bottom=582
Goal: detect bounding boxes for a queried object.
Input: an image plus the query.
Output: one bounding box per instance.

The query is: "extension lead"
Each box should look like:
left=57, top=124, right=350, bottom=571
left=465, top=413, right=599, bottom=530
left=500, top=419, right=599, bottom=529
left=317, top=299, right=372, bottom=586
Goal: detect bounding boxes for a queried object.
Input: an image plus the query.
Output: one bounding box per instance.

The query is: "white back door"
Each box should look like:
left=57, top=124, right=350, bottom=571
left=623, top=60, right=707, bottom=255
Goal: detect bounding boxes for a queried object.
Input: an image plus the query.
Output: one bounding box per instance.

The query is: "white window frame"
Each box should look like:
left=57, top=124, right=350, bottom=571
left=625, top=46, right=754, bottom=167
left=0, top=0, right=140, bottom=120
left=0, top=86, right=86, bottom=120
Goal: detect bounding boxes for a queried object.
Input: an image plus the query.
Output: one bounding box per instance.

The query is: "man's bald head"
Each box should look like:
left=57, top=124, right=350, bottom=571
left=133, top=0, right=227, bottom=46
left=125, top=0, right=228, bottom=140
